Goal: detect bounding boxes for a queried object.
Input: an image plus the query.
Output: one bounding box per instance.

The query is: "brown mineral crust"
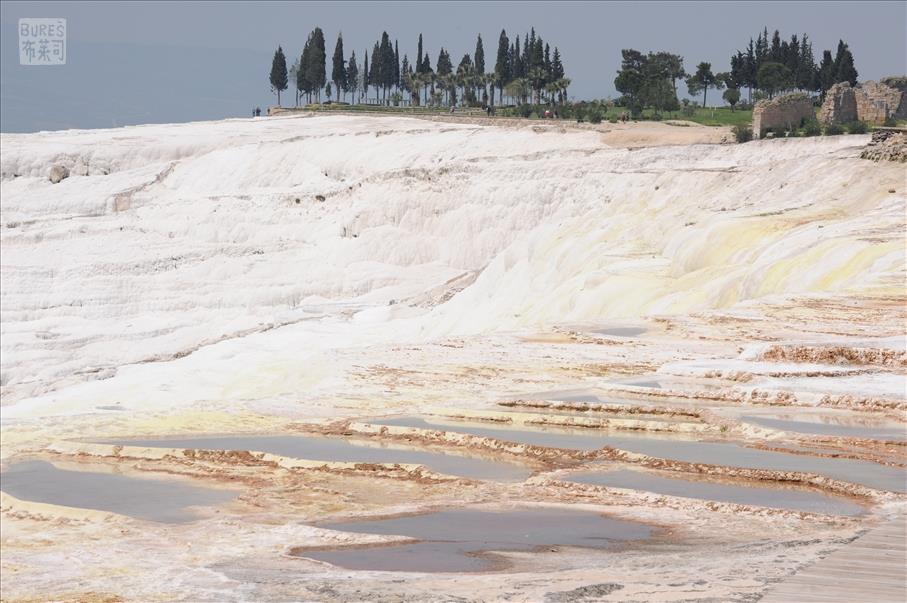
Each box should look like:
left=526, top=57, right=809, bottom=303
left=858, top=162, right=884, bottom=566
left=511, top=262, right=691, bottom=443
left=749, top=442, right=907, bottom=469
left=498, top=399, right=703, bottom=419
left=759, top=344, right=907, bottom=367
left=628, top=457, right=892, bottom=499
left=818, top=394, right=907, bottom=413
left=541, top=478, right=868, bottom=521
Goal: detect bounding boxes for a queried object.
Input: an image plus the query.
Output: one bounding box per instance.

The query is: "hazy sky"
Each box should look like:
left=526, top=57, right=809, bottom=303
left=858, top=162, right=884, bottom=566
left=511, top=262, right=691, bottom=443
left=2, top=1, right=905, bottom=132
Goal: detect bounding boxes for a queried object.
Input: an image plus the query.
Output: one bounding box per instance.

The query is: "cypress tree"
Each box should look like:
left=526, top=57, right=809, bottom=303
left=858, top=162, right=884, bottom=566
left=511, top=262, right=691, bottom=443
left=363, top=50, right=369, bottom=102
left=495, top=29, right=510, bottom=101
left=770, top=29, right=782, bottom=63
left=378, top=32, right=392, bottom=102
left=786, top=34, right=800, bottom=84
left=394, top=40, right=400, bottom=90
left=522, top=33, right=530, bottom=74
left=270, top=45, right=288, bottom=105
left=797, top=34, right=816, bottom=91
left=551, top=47, right=563, bottom=80
left=332, top=33, right=346, bottom=102
left=745, top=38, right=757, bottom=100
left=474, top=34, right=485, bottom=74
left=833, top=40, right=857, bottom=86
left=300, top=39, right=312, bottom=102
left=347, top=51, right=359, bottom=103
left=417, top=34, right=424, bottom=74
left=400, top=54, right=409, bottom=92
left=369, top=42, right=379, bottom=100
left=755, top=28, right=768, bottom=68
left=818, top=49, right=834, bottom=92
left=304, top=27, right=326, bottom=102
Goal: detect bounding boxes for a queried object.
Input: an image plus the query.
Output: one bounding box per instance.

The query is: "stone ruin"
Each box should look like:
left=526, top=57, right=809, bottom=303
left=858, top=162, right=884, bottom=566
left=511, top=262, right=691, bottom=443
left=752, top=93, right=815, bottom=139
left=818, top=82, right=857, bottom=124
left=860, top=128, right=907, bottom=162
left=820, top=78, right=907, bottom=125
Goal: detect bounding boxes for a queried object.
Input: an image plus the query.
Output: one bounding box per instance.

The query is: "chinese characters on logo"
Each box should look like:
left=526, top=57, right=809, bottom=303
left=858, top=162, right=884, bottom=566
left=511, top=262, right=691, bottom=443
left=19, top=19, right=66, bottom=65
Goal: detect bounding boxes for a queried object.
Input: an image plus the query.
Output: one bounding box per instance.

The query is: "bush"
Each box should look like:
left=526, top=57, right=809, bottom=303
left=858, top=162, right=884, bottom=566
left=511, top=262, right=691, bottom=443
left=883, top=116, right=898, bottom=127
left=587, top=109, right=603, bottom=124
left=518, top=104, right=532, bottom=118
left=846, top=120, right=868, bottom=134
left=732, top=125, right=753, bottom=143
left=608, top=117, right=618, bottom=123
left=801, top=119, right=822, bottom=137
left=824, top=123, right=844, bottom=135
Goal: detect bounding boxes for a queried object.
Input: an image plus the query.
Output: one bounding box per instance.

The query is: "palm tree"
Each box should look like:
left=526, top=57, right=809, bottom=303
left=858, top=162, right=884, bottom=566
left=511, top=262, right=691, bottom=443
left=557, top=78, right=571, bottom=104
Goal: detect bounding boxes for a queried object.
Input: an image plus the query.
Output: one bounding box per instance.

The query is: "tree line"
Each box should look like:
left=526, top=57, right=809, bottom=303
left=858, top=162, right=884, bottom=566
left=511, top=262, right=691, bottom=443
left=269, top=28, right=569, bottom=108
left=613, top=27, right=859, bottom=117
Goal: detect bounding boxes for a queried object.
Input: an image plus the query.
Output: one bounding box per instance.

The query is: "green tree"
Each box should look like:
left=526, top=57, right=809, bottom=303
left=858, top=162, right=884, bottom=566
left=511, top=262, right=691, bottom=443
left=400, top=54, right=410, bottom=94
left=416, top=34, right=424, bottom=74
left=378, top=32, right=394, bottom=103
left=298, top=41, right=312, bottom=103
left=347, top=51, right=359, bottom=103
left=769, top=29, right=782, bottom=63
left=723, top=87, right=740, bottom=110
left=394, top=40, right=400, bottom=91
left=360, top=51, right=368, bottom=101
left=818, top=50, right=835, bottom=93
left=757, top=61, right=793, bottom=99
left=833, top=40, right=857, bottom=86
left=686, top=61, right=721, bottom=107
left=652, top=52, right=685, bottom=97
left=270, top=45, right=288, bottom=105
left=305, top=28, right=326, bottom=102
left=474, top=34, right=485, bottom=101
left=494, top=29, right=510, bottom=105
left=614, top=49, right=646, bottom=116
left=331, top=33, right=346, bottom=102
left=368, top=42, right=379, bottom=101
left=797, top=34, right=817, bottom=91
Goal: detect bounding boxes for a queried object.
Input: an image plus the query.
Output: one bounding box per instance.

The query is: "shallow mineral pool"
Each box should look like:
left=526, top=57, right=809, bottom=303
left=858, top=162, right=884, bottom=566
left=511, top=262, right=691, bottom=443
left=740, top=414, right=907, bottom=441
left=0, top=460, right=235, bottom=523
left=568, top=468, right=865, bottom=516
left=99, top=435, right=532, bottom=482
left=297, top=507, right=652, bottom=572
left=595, top=326, right=647, bottom=337
left=374, top=417, right=907, bottom=492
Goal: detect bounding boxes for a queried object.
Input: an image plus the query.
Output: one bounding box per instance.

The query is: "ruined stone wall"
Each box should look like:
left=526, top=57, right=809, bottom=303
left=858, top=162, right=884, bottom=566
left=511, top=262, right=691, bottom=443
left=855, top=80, right=905, bottom=124
left=752, top=93, right=815, bottom=139
left=820, top=79, right=907, bottom=125
left=819, top=82, right=857, bottom=124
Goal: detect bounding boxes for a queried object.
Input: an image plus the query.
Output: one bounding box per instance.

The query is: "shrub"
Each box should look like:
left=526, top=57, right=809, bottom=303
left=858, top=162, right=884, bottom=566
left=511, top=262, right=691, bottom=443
left=732, top=125, right=753, bottom=143
left=846, top=120, right=868, bottom=134
left=883, top=116, right=898, bottom=127
left=608, top=117, right=618, bottom=124
left=518, top=104, right=532, bottom=118
left=801, top=119, right=822, bottom=137
left=587, top=109, right=603, bottom=124
left=824, top=123, right=844, bottom=135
